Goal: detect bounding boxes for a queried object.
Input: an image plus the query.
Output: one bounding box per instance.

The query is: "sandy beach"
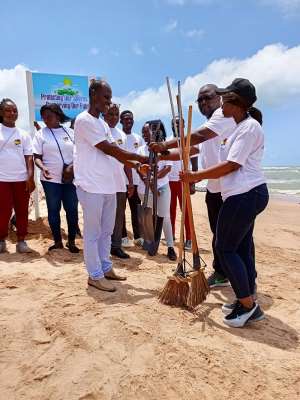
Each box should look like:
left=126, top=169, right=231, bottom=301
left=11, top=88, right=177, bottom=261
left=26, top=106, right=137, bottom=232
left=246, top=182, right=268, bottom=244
left=0, top=192, right=299, bottom=400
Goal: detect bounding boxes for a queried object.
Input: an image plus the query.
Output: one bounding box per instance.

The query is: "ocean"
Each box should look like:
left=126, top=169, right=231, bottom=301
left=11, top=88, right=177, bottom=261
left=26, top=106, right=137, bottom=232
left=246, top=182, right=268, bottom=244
left=263, top=166, right=300, bottom=196
left=196, top=166, right=300, bottom=200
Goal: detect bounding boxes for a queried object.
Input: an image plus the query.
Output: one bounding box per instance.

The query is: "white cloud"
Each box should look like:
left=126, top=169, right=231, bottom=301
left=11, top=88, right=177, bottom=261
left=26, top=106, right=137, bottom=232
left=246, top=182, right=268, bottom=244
left=132, top=43, right=144, bottom=56
left=261, top=0, right=300, bottom=15
left=0, top=64, right=30, bottom=130
left=184, top=28, right=205, bottom=38
left=166, top=0, right=186, bottom=4
left=166, top=0, right=216, bottom=5
left=164, top=19, right=178, bottom=32
left=116, top=43, right=300, bottom=121
left=89, top=47, right=99, bottom=56
left=1, top=43, right=300, bottom=131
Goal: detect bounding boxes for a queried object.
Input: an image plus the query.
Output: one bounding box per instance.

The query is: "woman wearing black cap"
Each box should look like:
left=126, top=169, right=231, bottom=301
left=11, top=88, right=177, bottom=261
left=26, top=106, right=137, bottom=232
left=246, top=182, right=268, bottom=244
left=179, top=78, right=269, bottom=328
left=33, top=104, right=80, bottom=253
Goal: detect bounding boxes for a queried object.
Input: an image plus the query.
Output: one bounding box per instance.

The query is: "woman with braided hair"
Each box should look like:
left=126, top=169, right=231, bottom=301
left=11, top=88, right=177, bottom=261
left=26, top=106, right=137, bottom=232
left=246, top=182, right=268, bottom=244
left=0, top=98, right=35, bottom=253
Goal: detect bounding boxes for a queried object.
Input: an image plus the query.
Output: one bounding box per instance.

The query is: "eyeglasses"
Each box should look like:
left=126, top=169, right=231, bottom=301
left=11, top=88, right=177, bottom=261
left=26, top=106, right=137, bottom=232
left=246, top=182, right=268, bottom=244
left=196, top=94, right=217, bottom=103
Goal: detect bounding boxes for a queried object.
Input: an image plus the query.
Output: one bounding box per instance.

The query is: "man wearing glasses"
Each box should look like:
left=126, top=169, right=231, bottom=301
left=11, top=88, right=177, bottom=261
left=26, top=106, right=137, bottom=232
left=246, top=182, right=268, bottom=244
left=151, top=83, right=236, bottom=288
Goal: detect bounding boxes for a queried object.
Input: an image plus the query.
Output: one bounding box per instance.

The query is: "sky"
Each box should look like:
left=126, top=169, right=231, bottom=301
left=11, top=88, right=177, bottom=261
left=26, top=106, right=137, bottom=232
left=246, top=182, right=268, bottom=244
left=0, top=0, right=300, bottom=165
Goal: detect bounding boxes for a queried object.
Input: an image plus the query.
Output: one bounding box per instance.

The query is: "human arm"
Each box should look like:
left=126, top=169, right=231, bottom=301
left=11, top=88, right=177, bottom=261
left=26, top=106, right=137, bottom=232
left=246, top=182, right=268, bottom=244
left=149, top=127, right=217, bottom=153
left=180, top=161, right=240, bottom=183
left=189, top=155, right=198, bottom=195
left=124, top=165, right=134, bottom=198
left=157, top=165, right=171, bottom=180
left=24, top=155, right=36, bottom=193
left=33, top=154, right=52, bottom=180
left=159, top=145, right=199, bottom=161
left=95, top=141, right=147, bottom=164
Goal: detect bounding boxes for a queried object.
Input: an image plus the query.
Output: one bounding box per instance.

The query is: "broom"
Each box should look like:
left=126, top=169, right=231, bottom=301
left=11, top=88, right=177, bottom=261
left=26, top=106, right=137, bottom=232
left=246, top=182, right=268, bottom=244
left=158, top=78, right=189, bottom=306
left=177, top=89, right=210, bottom=308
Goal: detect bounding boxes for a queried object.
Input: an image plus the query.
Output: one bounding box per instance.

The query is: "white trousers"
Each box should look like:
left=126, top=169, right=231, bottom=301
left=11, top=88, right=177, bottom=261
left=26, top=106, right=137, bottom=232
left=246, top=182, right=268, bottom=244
left=138, top=184, right=174, bottom=247
left=77, top=187, right=116, bottom=279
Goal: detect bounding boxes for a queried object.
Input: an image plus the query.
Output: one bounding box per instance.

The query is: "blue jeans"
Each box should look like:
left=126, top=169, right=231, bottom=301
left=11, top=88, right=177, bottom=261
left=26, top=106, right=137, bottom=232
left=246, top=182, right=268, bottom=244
left=41, top=181, right=78, bottom=243
left=215, top=184, right=269, bottom=299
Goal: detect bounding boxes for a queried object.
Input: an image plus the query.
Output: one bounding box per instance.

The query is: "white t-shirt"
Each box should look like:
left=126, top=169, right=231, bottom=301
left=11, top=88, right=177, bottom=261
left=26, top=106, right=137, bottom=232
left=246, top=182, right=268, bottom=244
left=124, top=132, right=144, bottom=185
left=73, top=111, right=116, bottom=194
left=137, top=144, right=173, bottom=194
left=219, top=116, right=266, bottom=201
left=168, top=160, right=182, bottom=182
left=33, top=126, right=74, bottom=184
left=110, top=127, right=127, bottom=193
left=0, top=124, right=32, bottom=182
left=201, top=108, right=236, bottom=193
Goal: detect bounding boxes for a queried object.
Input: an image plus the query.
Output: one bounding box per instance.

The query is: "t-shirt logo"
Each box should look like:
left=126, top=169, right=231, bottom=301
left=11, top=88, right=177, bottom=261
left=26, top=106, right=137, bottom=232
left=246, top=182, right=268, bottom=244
left=117, top=139, right=123, bottom=145
left=221, top=138, right=227, bottom=146
left=134, top=142, right=139, bottom=148
left=63, top=137, right=69, bottom=142
left=14, top=139, right=21, bottom=145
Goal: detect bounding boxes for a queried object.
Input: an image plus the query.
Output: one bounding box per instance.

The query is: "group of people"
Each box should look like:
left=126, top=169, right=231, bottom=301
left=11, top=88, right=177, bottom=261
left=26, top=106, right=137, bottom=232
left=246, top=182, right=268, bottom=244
left=0, top=76, right=269, bottom=328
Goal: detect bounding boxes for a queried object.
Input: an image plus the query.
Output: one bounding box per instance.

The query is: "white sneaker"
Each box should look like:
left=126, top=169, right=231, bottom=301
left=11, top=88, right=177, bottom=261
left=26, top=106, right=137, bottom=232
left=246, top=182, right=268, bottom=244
left=0, top=240, right=7, bottom=253
left=121, top=237, right=133, bottom=248
left=134, top=237, right=144, bottom=247
left=16, top=241, right=32, bottom=253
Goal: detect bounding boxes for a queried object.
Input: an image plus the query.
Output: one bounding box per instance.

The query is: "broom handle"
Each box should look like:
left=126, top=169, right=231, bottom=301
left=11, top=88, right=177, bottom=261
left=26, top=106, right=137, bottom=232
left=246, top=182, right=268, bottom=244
left=176, top=91, right=188, bottom=265
left=166, top=77, right=183, bottom=169
left=184, top=110, right=200, bottom=258
left=166, top=78, right=185, bottom=265
left=177, top=95, right=200, bottom=259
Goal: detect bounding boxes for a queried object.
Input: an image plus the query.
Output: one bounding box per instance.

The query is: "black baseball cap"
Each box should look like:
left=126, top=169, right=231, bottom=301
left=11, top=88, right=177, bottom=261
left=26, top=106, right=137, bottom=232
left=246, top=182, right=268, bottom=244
left=216, top=78, right=257, bottom=106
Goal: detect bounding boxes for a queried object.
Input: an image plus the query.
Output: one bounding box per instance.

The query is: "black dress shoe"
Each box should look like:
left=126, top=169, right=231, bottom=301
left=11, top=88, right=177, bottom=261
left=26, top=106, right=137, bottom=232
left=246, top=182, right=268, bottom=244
left=111, top=248, right=130, bottom=259
left=66, top=241, right=80, bottom=253
left=48, top=241, right=64, bottom=251
left=167, top=247, right=177, bottom=261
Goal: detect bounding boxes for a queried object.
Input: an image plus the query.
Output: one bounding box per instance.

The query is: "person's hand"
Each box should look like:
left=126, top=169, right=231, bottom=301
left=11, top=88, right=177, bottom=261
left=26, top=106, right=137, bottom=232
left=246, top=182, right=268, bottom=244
left=190, top=183, right=196, bottom=195
left=137, top=154, right=149, bottom=164
left=26, top=178, right=35, bottom=193
left=127, top=184, right=135, bottom=198
left=179, top=170, right=196, bottom=184
left=62, top=165, right=74, bottom=182
left=138, top=164, right=150, bottom=177
left=148, top=141, right=167, bottom=153
left=42, top=167, right=52, bottom=180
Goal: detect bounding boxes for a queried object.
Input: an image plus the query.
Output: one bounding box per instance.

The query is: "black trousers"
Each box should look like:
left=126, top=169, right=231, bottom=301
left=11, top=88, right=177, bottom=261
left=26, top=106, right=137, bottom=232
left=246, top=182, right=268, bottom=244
left=122, top=185, right=141, bottom=240
left=215, top=184, right=269, bottom=298
left=111, top=192, right=127, bottom=250
left=205, top=190, right=226, bottom=277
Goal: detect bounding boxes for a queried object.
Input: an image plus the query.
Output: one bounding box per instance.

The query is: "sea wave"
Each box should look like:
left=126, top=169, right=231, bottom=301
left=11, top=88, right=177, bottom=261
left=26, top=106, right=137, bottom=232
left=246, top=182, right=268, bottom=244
left=263, top=166, right=300, bottom=173
left=267, top=179, right=300, bottom=184
left=269, top=188, right=300, bottom=195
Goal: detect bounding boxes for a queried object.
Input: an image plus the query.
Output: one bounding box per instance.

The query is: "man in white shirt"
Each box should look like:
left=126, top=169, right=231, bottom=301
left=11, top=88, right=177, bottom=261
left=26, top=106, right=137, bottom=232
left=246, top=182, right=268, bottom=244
left=151, top=84, right=236, bottom=288
left=74, top=80, right=146, bottom=292
left=120, top=110, right=144, bottom=247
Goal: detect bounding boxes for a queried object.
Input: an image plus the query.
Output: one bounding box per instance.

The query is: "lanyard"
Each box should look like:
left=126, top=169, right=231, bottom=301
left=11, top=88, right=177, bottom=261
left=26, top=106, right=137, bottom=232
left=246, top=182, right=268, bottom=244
left=48, top=126, right=73, bottom=164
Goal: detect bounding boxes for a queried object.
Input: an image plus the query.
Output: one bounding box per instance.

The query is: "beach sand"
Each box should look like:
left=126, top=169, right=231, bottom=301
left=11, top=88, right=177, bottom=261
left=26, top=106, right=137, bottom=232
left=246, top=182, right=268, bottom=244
left=0, top=193, right=299, bottom=400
